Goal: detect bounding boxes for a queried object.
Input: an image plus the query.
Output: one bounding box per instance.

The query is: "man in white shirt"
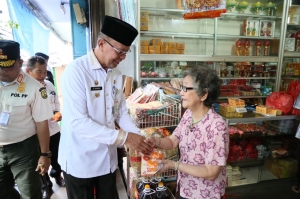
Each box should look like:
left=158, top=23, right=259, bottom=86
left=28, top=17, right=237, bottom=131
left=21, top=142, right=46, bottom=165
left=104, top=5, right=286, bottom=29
left=59, top=15, right=153, bottom=199
left=26, top=55, right=65, bottom=199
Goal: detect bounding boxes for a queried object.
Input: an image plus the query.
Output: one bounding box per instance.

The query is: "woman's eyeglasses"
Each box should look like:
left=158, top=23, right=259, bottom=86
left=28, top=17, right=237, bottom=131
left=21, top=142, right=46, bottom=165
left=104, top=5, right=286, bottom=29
left=180, top=85, right=194, bottom=92
left=103, top=39, right=131, bottom=55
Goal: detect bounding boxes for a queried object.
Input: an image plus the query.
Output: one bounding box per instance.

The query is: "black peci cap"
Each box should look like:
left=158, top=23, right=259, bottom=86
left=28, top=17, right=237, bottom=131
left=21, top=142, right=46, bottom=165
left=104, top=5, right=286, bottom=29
left=0, top=40, right=20, bottom=68
left=101, top=15, right=138, bottom=46
left=35, top=52, right=49, bottom=60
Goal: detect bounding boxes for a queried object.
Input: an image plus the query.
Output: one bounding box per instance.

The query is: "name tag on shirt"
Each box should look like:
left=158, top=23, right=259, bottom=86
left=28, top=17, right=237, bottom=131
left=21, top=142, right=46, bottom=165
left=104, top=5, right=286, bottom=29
left=91, top=87, right=102, bottom=91
left=0, top=112, right=10, bottom=126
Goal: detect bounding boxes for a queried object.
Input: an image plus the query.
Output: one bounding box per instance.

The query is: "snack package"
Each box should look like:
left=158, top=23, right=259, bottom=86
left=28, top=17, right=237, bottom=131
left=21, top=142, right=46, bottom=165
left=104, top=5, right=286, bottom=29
left=141, top=149, right=165, bottom=176
left=183, top=0, right=226, bottom=19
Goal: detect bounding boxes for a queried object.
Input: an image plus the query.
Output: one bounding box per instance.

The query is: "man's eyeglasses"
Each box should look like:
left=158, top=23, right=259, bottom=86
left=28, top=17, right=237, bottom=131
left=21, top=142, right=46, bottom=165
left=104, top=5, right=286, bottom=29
left=103, top=39, right=131, bottom=55
left=180, top=85, right=194, bottom=92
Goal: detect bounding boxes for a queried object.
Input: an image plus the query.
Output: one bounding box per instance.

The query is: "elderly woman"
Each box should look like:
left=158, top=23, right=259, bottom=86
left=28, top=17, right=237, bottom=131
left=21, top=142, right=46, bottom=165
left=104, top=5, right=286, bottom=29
left=147, top=66, right=229, bottom=199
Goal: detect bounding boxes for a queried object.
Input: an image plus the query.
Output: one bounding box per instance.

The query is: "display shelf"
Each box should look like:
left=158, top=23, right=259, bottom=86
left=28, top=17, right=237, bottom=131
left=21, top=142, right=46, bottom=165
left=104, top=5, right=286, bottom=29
left=140, top=54, right=279, bottom=62
left=220, top=77, right=275, bottom=80
left=140, top=31, right=214, bottom=39
left=224, top=112, right=298, bottom=123
left=217, top=34, right=280, bottom=40
left=140, top=54, right=224, bottom=62
left=281, top=75, right=300, bottom=79
left=287, top=23, right=300, bottom=27
left=141, top=77, right=173, bottom=80
left=229, top=166, right=260, bottom=187
left=229, top=158, right=263, bottom=165
left=219, top=96, right=268, bottom=99
left=220, top=13, right=282, bottom=20
left=260, top=166, right=278, bottom=181
left=213, top=55, right=279, bottom=62
left=140, top=7, right=184, bottom=15
left=283, top=51, right=300, bottom=57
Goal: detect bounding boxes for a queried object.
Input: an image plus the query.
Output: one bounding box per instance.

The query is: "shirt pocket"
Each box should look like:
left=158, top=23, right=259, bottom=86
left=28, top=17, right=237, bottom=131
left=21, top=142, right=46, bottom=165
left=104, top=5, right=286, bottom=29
left=5, top=98, right=27, bottom=121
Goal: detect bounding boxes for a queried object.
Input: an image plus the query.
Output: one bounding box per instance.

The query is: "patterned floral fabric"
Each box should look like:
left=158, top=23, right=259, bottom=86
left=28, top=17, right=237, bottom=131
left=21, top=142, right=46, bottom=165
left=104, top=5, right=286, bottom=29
left=173, top=108, right=229, bottom=199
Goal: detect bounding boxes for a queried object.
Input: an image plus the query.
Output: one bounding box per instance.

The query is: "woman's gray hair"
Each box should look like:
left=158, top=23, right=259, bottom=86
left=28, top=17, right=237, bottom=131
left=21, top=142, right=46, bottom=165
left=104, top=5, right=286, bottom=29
left=183, top=66, right=221, bottom=107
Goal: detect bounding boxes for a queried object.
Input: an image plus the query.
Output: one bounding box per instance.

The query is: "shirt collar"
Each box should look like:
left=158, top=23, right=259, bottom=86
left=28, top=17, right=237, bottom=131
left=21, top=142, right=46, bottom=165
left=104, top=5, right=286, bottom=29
left=0, top=69, right=25, bottom=87
left=89, top=50, right=113, bottom=72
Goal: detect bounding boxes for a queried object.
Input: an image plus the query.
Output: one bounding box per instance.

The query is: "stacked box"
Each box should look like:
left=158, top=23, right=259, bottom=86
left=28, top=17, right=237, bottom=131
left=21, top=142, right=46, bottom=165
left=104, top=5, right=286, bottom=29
left=228, top=98, right=245, bottom=107
left=149, top=45, right=161, bottom=54
left=140, top=46, right=149, bottom=54
left=140, top=12, right=148, bottom=31
left=219, top=103, right=243, bottom=118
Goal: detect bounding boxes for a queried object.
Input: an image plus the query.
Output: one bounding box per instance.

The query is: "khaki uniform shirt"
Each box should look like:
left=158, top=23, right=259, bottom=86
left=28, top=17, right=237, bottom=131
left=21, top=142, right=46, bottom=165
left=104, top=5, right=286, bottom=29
left=0, top=70, right=53, bottom=145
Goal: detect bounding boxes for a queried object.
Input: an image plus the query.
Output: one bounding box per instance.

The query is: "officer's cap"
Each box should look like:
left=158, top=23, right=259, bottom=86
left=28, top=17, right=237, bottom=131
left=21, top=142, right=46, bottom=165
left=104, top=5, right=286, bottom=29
left=0, top=40, right=20, bottom=68
left=101, top=15, right=138, bottom=46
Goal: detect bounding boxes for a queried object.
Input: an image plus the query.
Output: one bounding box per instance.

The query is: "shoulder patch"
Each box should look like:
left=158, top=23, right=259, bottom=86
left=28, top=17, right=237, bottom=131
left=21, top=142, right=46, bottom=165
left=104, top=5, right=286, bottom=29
left=39, top=87, right=48, bottom=99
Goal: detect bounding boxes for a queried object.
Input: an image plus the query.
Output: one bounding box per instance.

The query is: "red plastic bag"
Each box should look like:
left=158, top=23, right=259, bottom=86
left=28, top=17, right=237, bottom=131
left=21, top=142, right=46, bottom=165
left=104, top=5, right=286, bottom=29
left=287, top=80, right=300, bottom=101
left=266, top=92, right=293, bottom=115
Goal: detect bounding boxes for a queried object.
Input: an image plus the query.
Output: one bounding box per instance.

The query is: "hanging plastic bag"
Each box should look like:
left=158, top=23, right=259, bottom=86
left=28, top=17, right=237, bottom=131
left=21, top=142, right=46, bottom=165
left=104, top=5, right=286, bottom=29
left=183, top=0, right=227, bottom=19
left=266, top=92, right=293, bottom=115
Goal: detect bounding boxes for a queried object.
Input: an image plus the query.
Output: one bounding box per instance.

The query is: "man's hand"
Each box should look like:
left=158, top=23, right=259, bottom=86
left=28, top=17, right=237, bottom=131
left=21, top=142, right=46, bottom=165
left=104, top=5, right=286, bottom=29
left=125, top=133, right=153, bottom=155
left=144, top=137, right=157, bottom=148
left=35, top=157, right=51, bottom=175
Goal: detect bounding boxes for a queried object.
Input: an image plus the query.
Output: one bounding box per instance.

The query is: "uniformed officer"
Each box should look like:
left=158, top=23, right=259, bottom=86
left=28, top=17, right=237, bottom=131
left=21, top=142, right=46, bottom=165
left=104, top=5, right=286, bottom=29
left=59, top=15, right=153, bottom=199
left=26, top=55, right=65, bottom=199
left=35, top=52, right=55, bottom=85
left=0, top=40, right=53, bottom=199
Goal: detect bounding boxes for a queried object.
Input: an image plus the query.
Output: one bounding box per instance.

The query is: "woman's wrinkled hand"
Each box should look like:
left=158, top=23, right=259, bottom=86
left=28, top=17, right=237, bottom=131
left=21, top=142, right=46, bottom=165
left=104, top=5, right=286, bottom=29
left=157, top=159, right=175, bottom=173
left=144, top=137, right=157, bottom=149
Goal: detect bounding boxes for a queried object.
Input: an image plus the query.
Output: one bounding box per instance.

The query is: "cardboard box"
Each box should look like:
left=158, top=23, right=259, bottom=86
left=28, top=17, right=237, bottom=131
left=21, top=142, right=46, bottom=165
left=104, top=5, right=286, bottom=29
left=285, top=38, right=296, bottom=51
left=149, top=45, right=161, bottom=51
left=150, top=39, right=162, bottom=46
left=176, top=0, right=185, bottom=9
left=140, top=12, right=149, bottom=20
left=161, top=48, right=168, bottom=54
left=176, top=49, right=184, bottom=54
left=140, top=49, right=148, bottom=54
left=149, top=49, right=161, bottom=54
left=140, top=40, right=149, bottom=46
left=140, top=46, right=148, bottom=51
left=277, top=158, right=298, bottom=170
left=176, top=42, right=185, bottom=50
left=140, top=19, right=148, bottom=31
left=243, top=20, right=260, bottom=36
left=168, top=42, right=176, bottom=49
left=168, top=48, right=177, bottom=54
left=161, top=42, right=169, bottom=49
left=259, top=20, right=276, bottom=37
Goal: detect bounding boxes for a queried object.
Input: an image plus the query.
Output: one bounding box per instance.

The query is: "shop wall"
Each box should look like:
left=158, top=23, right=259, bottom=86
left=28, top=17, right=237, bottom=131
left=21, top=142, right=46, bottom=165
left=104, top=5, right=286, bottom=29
left=105, top=0, right=137, bottom=80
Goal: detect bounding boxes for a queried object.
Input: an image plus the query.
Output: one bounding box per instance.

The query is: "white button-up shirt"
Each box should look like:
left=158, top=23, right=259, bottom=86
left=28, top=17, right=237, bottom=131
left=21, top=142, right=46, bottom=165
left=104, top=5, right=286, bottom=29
left=44, top=80, right=61, bottom=136
left=58, top=50, right=140, bottom=178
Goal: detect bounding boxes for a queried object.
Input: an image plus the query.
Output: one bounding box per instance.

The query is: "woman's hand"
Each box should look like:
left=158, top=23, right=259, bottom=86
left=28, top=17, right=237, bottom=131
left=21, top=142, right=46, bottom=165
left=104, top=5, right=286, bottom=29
left=144, top=137, right=157, bottom=148
left=157, top=159, right=176, bottom=173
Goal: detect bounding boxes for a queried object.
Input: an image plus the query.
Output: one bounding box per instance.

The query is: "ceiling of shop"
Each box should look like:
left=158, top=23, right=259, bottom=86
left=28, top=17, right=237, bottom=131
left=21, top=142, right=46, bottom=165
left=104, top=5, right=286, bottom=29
left=28, top=0, right=72, bottom=43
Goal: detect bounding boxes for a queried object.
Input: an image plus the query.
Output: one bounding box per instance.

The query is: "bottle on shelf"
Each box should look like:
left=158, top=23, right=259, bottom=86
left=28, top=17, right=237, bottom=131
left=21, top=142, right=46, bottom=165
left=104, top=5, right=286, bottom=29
left=263, top=40, right=270, bottom=56
left=150, top=177, right=162, bottom=190
left=156, top=182, right=172, bottom=199
left=136, top=177, right=151, bottom=195
left=244, top=39, right=250, bottom=56
left=139, top=184, right=156, bottom=199
left=255, top=40, right=262, bottom=56
left=236, top=39, right=243, bottom=56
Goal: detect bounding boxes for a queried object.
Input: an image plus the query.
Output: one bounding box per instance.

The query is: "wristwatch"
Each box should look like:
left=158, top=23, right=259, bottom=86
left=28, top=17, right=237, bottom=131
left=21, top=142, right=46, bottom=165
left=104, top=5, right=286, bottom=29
left=40, top=151, right=52, bottom=158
